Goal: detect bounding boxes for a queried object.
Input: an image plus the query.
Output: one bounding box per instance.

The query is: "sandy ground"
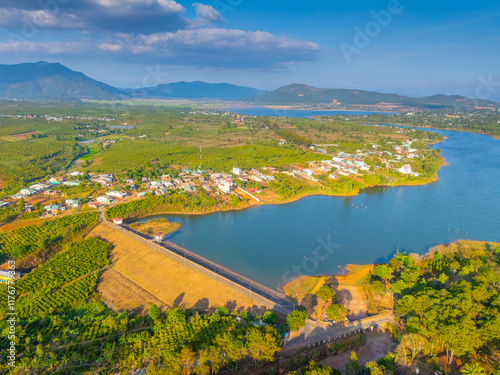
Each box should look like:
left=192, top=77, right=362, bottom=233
left=319, top=330, right=397, bottom=372
left=284, top=265, right=377, bottom=320
left=88, top=223, right=268, bottom=314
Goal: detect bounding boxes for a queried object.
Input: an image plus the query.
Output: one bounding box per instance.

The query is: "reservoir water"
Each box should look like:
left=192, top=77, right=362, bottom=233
left=139, top=108, right=500, bottom=289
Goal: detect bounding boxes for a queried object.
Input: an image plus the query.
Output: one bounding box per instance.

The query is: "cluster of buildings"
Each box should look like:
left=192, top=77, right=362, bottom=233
left=11, top=177, right=82, bottom=200
left=2, top=132, right=426, bottom=219
left=288, top=140, right=422, bottom=180
left=0, top=113, right=117, bottom=121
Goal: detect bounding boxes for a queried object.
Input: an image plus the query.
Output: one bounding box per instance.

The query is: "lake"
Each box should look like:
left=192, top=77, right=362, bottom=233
left=222, top=106, right=396, bottom=118
left=138, top=109, right=500, bottom=289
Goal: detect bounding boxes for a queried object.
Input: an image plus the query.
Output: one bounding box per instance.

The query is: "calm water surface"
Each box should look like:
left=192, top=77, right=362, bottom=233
left=139, top=109, right=500, bottom=289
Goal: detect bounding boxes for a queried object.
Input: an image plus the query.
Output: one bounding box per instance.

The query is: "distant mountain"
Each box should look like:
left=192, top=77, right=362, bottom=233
left=0, top=61, right=127, bottom=101
left=249, top=84, right=499, bottom=108
left=125, top=81, right=263, bottom=100
left=1, top=62, right=497, bottom=107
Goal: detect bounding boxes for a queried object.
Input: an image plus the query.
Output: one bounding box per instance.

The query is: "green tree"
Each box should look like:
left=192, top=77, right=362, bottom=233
left=302, top=360, right=333, bottom=375
left=36, top=344, right=44, bottom=358
left=246, top=326, right=281, bottom=362
left=148, top=303, right=160, bottom=321
left=263, top=311, right=279, bottom=324
left=179, top=347, right=196, bottom=375
left=326, top=304, right=349, bottom=322
left=287, top=310, right=308, bottom=331
left=460, top=363, right=485, bottom=375
left=315, top=285, right=336, bottom=301
left=345, top=352, right=361, bottom=375
left=365, top=361, right=385, bottom=375
left=372, top=264, right=393, bottom=287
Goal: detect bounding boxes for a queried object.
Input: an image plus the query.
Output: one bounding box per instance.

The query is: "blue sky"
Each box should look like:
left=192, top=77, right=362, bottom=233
left=0, top=0, right=499, bottom=100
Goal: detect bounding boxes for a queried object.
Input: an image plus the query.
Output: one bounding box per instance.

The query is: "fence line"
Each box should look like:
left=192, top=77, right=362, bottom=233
left=101, top=215, right=294, bottom=314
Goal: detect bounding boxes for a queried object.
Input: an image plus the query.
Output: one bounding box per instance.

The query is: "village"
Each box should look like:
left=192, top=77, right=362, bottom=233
left=1, top=133, right=427, bottom=219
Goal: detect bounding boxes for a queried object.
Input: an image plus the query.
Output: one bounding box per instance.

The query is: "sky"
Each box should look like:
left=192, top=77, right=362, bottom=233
left=0, top=0, right=499, bottom=100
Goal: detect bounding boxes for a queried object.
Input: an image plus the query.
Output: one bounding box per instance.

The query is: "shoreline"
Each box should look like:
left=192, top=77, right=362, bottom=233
left=283, top=240, right=500, bottom=288
left=353, top=120, right=500, bottom=140
left=263, top=105, right=397, bottom=114
left=129, top=172, right=441, bottom=222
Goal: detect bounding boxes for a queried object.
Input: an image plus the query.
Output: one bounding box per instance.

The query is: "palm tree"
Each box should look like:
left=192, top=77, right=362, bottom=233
left=461, top=363, right=485, bottom=375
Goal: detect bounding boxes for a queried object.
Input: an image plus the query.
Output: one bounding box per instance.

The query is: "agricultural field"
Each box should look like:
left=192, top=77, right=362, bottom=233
left=0, top=212, right=99, bottom=261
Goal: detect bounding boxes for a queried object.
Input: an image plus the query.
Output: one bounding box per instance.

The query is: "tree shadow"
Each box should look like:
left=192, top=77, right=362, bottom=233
left=193, top=298, right=210, bottom=312
left=224, top=300, right=237, bottom=313
left=173, top=292, right=185, bottom=307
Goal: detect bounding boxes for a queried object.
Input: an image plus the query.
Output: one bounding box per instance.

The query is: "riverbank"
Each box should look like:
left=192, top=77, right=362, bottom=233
left=360, top=121, right=500, bottom=140
left=129, top=218, right=180, bottom=236
left=264, top=105, right=397, bottom=114
left=283, top=240, right=500, bottom=320
left=124, top=170, right=443, bottom=223
left=283, top=264, right=392, bottom=321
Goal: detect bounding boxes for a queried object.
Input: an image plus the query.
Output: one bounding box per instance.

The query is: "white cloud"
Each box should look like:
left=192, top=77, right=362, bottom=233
left=0, top=8, right=84, bottom=29
left=90, top=0, right=184, bottom=14
left=0, top=40, right=88, bottom=54
left=190, top=3, right=224, bottom=28
left=0, top=1, right=322, bottom=70
left=98, top=43, right=123, bottom=52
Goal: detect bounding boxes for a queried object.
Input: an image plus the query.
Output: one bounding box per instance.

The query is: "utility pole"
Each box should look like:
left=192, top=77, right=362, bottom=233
left=199, top=144, right=202, bottom=168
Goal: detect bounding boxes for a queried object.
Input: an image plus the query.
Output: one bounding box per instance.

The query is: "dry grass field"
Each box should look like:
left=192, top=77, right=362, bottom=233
left=129, top=218, right=181, bottom=236
left=87, top=223, right=268, bottom=314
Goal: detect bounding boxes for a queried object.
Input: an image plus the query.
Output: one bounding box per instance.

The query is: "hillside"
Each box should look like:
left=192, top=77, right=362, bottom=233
left=125, top=80, right=263, bottom=100
left=0, top=61, right=127, bottom=101
left=249, top=84, right=499, bottom=108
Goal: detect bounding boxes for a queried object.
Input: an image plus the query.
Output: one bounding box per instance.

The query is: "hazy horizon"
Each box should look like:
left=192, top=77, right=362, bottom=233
left=0, top=0, right=499, bottom=101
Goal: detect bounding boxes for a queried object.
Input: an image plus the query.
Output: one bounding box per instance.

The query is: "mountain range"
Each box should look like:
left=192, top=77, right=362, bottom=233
left=123, top=81, right=263, bottom=100
left=0, top=62, right=126, bottom=101
left=0, top=62, right=497, bottom=108
left=249, top=84, right=498, bottom=108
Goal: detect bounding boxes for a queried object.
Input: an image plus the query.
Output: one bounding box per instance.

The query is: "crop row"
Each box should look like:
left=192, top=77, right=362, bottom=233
left=18, top=272, right=99, bottom=318
left=0, top=212, right=99, bottom=260
left=17, top=238, right=110, bottom=296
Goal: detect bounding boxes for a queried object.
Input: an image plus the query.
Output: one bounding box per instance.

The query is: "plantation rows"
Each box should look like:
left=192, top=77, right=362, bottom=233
left=149, top=315, right=243, bottom=352
left=106, top=195, right=168, bottom=219
left=0, top=212, right=99, bottom=260
left=18, top=272, right=99, bottom=318
left=17, top=238, right=110, bottom=296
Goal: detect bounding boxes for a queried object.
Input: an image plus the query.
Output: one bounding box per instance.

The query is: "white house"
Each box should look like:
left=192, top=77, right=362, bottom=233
left=218, top=179, right=236, bottom=194
left=20, top=188, right=37, bottom=197
left=232, top=167, right=244, bottom=176
left=97, top=195, right=114, bottom=204
left=398, top=164, right=413, bottom=174
left=106, top=190, right=128, bottom=199
left=112, top=217, right=123, bottom=225
left=65, top=199, right=81, bottom=207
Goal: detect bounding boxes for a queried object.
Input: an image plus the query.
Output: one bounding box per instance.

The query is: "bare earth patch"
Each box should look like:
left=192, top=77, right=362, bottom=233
left=10, top=131, right=40, bottom=140
left=87, top=223, right=267, bottom=314
left=97, top=268, right=167, bottom=314
left=284, top=265, right=380, bottom=319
